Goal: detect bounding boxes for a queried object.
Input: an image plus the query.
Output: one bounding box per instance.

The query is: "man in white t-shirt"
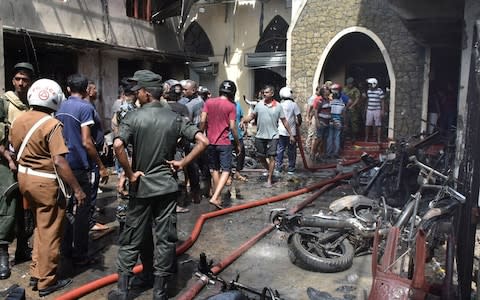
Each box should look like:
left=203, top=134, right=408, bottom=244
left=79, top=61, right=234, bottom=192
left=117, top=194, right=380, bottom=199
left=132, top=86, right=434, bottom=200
left=276, top=87, right=302, bottom=174
left=364, top=78, right=384, bottom=143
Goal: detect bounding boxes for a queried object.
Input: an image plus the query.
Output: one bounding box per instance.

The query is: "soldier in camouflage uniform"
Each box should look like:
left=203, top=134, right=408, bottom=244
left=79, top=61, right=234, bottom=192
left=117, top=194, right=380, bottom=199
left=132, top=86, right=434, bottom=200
left=344, top=77, right=362, bottom=141
left=0, top=62, right=35, bottom=279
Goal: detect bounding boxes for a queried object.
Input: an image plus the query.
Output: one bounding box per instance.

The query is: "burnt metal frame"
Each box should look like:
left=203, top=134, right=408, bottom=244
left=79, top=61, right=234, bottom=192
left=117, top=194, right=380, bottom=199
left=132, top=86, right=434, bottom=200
left=456, top=20, right=480, bottom=300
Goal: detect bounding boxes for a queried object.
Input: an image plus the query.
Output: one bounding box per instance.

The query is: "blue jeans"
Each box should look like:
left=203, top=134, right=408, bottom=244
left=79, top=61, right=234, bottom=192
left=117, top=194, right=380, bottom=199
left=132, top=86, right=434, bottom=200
left=327, top=126, right=342, bottom=156
left=276, top=135, right=297, bottom=172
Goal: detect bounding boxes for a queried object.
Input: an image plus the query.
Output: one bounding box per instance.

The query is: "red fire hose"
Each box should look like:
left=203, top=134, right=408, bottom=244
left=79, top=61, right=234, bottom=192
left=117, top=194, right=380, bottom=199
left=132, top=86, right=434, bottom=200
left=56, top=166, right=365, bottom=300
left=177, top=183, right=335, bottom=300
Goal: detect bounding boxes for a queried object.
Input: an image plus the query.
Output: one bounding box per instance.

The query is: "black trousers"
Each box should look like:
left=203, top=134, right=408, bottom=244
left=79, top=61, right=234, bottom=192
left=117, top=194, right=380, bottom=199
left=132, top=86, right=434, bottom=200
left=117, top=192, right=177, bottom=277
left=61, top=169, right=91, bottom=260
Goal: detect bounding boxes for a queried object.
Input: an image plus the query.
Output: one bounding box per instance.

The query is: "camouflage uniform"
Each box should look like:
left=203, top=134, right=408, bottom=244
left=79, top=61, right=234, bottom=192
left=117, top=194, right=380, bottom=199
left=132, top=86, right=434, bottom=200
left=343, top=86, right=362, bottom=140
left=0, top=91, right=29, bottom=279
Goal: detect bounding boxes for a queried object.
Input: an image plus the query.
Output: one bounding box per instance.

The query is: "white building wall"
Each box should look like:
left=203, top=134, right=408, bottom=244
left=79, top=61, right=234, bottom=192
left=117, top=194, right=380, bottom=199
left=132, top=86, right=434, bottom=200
left=185, top=1, right=290, bottom=103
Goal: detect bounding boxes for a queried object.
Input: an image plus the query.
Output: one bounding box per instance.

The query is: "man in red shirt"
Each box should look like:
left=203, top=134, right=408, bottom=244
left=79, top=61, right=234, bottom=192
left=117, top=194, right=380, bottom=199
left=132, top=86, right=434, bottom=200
left=200, top=80, right=241, bottom=209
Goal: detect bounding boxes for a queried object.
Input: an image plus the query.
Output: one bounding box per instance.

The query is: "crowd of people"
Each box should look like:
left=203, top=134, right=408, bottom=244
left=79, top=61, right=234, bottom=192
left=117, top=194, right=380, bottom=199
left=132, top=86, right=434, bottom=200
left=305, top=77, right=387, bottom=162
left=0, top=60, right=390, bottom=299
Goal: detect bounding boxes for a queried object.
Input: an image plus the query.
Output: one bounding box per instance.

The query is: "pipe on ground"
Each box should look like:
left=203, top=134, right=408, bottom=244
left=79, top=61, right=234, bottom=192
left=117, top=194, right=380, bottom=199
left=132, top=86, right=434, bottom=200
left=57, top=165, right=369, bottom=300
left=177, top=183, right=334, bottom=300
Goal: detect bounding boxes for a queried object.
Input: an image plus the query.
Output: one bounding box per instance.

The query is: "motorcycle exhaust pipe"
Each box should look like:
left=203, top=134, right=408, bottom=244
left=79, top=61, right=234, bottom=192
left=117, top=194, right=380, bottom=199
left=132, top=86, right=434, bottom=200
left=299, top=216, right=353, bottom=229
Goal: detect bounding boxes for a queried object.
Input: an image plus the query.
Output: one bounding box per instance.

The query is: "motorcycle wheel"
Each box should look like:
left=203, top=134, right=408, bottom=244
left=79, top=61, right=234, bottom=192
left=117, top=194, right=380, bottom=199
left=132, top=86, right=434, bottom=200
left=243, top=156, right=258, bottom=169
left=287, top=231, right=354, bottom=273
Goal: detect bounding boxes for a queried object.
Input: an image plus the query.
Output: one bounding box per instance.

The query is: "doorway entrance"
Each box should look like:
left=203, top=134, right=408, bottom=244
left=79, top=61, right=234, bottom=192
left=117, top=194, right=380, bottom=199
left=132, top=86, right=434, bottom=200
left=313, top=27, right=396, bottom=140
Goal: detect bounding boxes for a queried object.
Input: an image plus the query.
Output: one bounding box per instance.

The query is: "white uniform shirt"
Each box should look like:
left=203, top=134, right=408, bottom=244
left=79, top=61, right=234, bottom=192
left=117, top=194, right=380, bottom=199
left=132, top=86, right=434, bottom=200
left=278, top=99, right=301, bottom=136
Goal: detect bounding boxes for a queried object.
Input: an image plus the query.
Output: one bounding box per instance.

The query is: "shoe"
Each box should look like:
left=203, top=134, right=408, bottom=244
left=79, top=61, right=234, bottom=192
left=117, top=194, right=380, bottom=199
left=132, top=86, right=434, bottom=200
left=306, top=287, right=333, bottom=300
left=287, top=171, right=295, bottom=175
left=130, top=272, right=154, bottom=290
left=38, top=278, right=72, bottom=297
left=30, top=277, right=38, bottom=291
left=176, top=206, right=190, bottom=213
left=108, top=274, right=130, bottom=300
left=153, top=276, right=168, bottom=300
left=0, top=246, right=10, bottom=280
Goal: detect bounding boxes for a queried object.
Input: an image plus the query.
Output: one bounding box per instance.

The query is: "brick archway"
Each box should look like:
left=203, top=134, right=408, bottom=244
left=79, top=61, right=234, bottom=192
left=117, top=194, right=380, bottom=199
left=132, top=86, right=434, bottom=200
left=312, top=26, right=396, bottom=139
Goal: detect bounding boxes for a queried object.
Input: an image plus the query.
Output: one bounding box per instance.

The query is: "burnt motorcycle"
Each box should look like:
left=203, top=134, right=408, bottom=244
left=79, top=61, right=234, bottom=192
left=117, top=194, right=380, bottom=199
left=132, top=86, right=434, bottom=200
left=272, top=156, right=464, bottom=273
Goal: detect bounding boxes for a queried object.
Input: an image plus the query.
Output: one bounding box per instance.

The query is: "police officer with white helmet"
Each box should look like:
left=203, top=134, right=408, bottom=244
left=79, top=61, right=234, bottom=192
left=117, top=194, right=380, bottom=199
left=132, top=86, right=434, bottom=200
left=9, top=79, right=86, bottom=297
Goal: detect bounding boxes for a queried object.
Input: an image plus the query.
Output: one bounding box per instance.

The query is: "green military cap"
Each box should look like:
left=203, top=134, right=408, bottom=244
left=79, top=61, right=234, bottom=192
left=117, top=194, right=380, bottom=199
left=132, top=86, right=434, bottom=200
left=129, top=70, right=162, bottom=82
left=129, top=70, right=163, bottom=91
left=14, top=62, right=35, bottom=76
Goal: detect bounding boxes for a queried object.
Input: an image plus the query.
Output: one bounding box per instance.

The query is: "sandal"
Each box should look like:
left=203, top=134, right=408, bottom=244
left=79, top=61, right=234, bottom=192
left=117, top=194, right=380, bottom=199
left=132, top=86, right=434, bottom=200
left=117, top=186, right=129, bottom=197
left=234, top=174, right=248, bottom=182
left=209, top=200, right=224, bottom=210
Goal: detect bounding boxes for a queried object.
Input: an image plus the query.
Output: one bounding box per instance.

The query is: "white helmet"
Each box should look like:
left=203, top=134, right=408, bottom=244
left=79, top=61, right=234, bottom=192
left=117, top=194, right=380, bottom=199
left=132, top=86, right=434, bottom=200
left=367, top=78, right=378, bottom=88
left=27, top=79, right=65, bottom=112
left=279, top=87, right=293, bottom=100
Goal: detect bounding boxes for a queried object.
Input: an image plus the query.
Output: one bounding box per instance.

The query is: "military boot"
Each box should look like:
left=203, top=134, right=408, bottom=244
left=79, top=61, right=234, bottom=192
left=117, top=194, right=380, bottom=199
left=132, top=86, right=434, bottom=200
left=152, top=276, right=168, bottom=300
left=0, top=245, right=11, bottom=280
left=108, top=274, right=130, bottom=300
left=129, top=271, right=153, bottom=290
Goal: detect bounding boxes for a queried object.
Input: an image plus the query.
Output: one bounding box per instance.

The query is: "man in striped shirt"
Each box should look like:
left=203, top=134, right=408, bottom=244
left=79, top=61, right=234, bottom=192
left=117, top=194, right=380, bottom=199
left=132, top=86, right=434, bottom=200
left=364, top=78, right=384, bottom=143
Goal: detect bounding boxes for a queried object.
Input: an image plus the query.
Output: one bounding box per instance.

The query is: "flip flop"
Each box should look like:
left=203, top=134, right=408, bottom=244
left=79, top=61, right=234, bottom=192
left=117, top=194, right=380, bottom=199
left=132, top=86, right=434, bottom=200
left=209, top=200, right=224, bottom=210
left=234, top=174, right=248, bottom=182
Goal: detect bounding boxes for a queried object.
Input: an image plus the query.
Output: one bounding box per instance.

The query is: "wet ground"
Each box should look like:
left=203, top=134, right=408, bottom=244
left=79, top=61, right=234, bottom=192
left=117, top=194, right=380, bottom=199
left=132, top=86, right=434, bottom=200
left=0, top=160, right=374, bottom=300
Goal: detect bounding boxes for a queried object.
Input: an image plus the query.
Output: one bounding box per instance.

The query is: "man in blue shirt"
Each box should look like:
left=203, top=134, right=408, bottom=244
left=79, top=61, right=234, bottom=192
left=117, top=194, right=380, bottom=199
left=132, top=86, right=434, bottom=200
left=56, top=74, right=109, bottom=266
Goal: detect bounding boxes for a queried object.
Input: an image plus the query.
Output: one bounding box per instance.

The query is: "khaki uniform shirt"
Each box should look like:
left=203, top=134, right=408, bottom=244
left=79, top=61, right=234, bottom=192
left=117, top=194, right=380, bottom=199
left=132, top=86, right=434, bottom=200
left=10, top=110, right=68, bottom=173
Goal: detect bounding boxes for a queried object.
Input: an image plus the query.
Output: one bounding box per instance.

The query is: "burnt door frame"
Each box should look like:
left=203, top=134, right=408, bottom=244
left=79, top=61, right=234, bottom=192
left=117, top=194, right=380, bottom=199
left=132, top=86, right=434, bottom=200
left=456, top=20, right=480, bottom=300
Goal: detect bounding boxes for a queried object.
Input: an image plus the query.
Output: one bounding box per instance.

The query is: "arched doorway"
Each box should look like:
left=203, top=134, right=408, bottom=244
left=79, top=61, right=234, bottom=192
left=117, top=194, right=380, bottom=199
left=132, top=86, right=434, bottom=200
left=184, top=21, right=216, bottom=92
left=253, top=15, right=289, bottom=98
left=184, top=21, right=214, bottom=56
left=313, top=27, right=396, bottom=139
